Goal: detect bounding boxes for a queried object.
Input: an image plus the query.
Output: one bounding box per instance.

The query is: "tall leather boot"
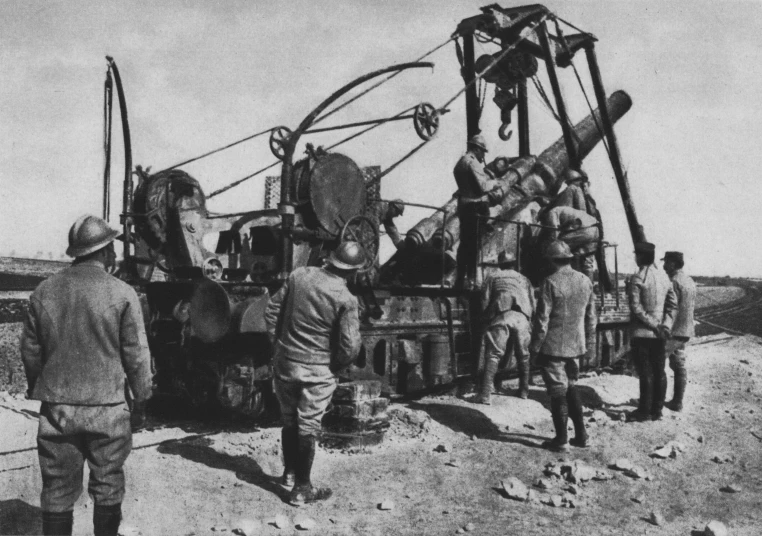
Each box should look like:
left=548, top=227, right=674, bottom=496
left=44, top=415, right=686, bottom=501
left=667, top=367, right=687, bottom=412
left=651, top=352, right=667, bottom=420
left=517, top=353, right=530, bottom=399
left=474, top=358, right=498, bottom=405
left=542, top=395, right=569, bottom=452
left=629, top=346, right=653, bottom=422
left=566, top=386, right=588, bottom=448
left=93, top=504, right=121, bottom=536
left=281, top=427, right=298, bottom=487
left=42, top=511, right=73, bottom=536
left=289, top=435, right=332, bottom=507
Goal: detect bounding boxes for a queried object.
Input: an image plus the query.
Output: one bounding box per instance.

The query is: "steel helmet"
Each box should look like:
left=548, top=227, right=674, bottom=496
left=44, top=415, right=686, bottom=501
left=497, top=250, right=516, bottom=265
left=565, top=169, right=588, bottom=184
left=389, top=199, right=405, bottom=217
left=467, top=134, right=488, bottom=153
left=544, top=240, right=574, bottom=260
left=327, top=241, right=366, bottom=271
left=65, top=214, right=120, bottom=258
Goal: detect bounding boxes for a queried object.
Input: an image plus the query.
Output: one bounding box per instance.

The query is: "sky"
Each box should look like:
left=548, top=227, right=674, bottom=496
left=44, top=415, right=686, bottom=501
left=1, top=0, right=761, bottom=276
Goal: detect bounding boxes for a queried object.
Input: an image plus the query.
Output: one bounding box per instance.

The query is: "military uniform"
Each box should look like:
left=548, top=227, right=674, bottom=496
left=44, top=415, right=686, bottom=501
left=21, top=260, right=152, bottom=529
left=628, top=262, right=678, bottom=420
left=542, top=206, right=600, bottom=280
left=478, top=266, right=535, bottom=402
left=530, top=260, right=597, bottom=450
left=374, top=200, right=404, bottom=249
left=265, top=264, right=361, bottom=505
left=666, top=267, right=696, bottom=410
left=453, top=151, right=498, bottom=287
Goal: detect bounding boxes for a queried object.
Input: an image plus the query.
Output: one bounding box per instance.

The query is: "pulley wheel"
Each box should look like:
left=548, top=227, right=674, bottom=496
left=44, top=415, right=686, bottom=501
left=269, top=126, right=292, bottom=161
left=413, top=103, right=439, bottom=141
left=340, top=215, right=379, bottom=272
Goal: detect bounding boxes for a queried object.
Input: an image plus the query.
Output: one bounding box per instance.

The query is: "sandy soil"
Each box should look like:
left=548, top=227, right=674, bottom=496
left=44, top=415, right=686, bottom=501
left=1, top=330, right=761, bottom=535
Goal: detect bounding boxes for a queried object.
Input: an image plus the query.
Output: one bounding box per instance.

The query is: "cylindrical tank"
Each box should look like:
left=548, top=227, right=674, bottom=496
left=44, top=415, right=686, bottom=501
left=425, top=334, right=450, bottom=377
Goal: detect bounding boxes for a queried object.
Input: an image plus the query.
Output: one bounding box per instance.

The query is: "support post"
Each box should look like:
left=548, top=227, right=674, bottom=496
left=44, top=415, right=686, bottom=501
left=536, top=22, right=579, bottom=168
left=585, top=45, right=645, bottom=243
left=462, top=34, right=481, bottom=139
left=517, top=79, right=530, bottom=156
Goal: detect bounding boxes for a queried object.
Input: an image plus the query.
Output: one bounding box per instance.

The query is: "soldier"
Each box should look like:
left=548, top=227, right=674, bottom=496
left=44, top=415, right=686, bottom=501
left=375, top=198, right=405, bottom=249
left=20, top=215, right=153, bottom=536
left=627, top=242, right=678, bottom=422
left=662, top=251, right=696, bottom=412
left=265, top=241, right=364, bottom=506
left=530, top=241, right=597, bottom=452
left=541, top=205, right=600, bottom=281
left=452, top=134, right=502, bottom=288
left=553, top=169, right=588, bottom=212
left=474, top=250, right=535, bottom=405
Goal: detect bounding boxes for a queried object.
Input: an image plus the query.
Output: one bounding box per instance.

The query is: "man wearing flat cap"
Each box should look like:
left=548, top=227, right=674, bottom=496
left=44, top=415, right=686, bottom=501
left=627, top=242, right=678, bottom=422
left=662, top=251, right=696, bottom=412
left=21, top=215, right=153, bottom=536
left=474, top=250, right=535, bottom=404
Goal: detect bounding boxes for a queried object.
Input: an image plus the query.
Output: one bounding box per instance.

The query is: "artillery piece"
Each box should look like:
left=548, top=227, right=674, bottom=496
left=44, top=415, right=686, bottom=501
left=101, top=4, right=641, bottom=417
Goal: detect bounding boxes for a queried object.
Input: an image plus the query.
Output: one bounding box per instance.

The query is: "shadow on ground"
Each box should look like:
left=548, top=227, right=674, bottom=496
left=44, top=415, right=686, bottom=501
left=157, top=436, right=287, bottom=502
left=0, top=499, right=42, bottom=535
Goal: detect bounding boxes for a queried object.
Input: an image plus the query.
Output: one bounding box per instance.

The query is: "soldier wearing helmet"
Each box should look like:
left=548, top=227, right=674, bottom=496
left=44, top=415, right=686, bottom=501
left=474, top=250, right=536, bottom=404
left=374, top=198, right=406, bottom=249
left=554, top=169, right=589, bottom=212
left=530, top=240, right=597, bottom=452
left=264, top=241, right=364, bottom=506
left=20, top=215, right=153, bottom=536
left=453, top=134, right=503, bottom=288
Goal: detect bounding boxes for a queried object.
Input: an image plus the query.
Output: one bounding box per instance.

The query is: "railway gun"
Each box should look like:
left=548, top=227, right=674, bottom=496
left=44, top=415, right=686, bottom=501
left=102, top=4, right=644, bottom=418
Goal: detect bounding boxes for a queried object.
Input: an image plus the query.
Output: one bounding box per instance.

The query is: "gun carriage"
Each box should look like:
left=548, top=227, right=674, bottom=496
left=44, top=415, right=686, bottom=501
left=102, top=4, right=642, bottom=418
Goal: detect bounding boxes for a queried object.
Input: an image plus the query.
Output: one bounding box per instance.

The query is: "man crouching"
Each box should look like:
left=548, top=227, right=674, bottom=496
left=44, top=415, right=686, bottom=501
left=265, top=242, right=364, bottom=506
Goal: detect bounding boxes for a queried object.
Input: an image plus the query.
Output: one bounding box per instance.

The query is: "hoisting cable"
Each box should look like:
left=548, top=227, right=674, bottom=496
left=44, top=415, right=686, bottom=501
left=325, top=105, right=417, bottom=151
left=366, top=140, right=429, bottom=189
left=552, top=16, right=611, bottom=158
left=207, top=159, right=281, bottom=199
left=102, top=68, right=113, bottom=221
left=156, top=126, right=275, bottom=174
left=439, top=14, right=548, bottom=111
left=313, top=36, right=455, bottom=127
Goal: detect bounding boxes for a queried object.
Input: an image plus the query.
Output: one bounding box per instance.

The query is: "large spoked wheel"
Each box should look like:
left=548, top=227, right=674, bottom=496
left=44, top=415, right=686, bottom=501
left=269, top=126, right=292, bottom=161
left=413, top=102, right=440, bottom=141
left=340, top=215, right=379, bottom=272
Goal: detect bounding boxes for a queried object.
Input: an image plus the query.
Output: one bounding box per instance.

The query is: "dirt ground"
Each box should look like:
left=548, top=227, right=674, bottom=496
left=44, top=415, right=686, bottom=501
left=1, top=329, right=761, bottom=536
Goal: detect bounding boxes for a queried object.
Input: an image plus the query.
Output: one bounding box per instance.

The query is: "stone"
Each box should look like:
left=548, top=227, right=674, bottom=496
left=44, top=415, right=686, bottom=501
left=456, top=529, right=464, bottom=535
left=720, top=483, right=742, bottom=493
left=650, top=446, right=672, bottom=459
left=613, top=458, right=633, bottom=471
left=564, top=483, right=581, bottom=495
left=711, top=453, right=734, bottom=464
left=704, top=520, right=728, bottom=536
left=501, top=477, right=529, bottom=501
left=527, top=490, right=540, bottom=502
left=549, top=494, right=564, bottom=507
left=446, top=459, right=461, bottom=468
left=434, top=443, right=452, bottom=453
left=464, top=522, right=475, bottom=532
left=632, top=494, right=645, bottom=504
left=590, top=410, right=609, bottom=423
left=117, top=526, right=141, bottom=536
left=568, top=461, right=597, bottom=483
left=562, top=492, right=575, bottom=507
left=535, top=478, right=553, bottom=490
left=649, top=511, right=665, bottom=526
left=593, top=470, right=614, bottom=481
left=273, top=514, right=289, bottom=529
left=624, top=465, right=647, bottom=479
left=232, top=518, right=261, bottom=536
left=294, top=515, right=316, bottom=531
left=333, top=380, right=383, bottom=401
left=544, top=463, right=563, bottom=478
left=379, top=500, right=395, bottom=511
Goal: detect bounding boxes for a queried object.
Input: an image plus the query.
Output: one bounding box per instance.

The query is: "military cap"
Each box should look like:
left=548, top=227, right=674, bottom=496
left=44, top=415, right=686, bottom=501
left=661, top=251, right=684, bottom=263
left=634, top=242, right=655, bottom=253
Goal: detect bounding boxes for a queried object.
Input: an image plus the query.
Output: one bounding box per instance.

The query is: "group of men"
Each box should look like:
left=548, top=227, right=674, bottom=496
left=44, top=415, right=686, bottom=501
left=19, top=150, right=695, bottom=533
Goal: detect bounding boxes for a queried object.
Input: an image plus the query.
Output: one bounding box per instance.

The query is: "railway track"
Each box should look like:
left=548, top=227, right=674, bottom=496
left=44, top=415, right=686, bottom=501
left=695, top=282, right=762, bottom=337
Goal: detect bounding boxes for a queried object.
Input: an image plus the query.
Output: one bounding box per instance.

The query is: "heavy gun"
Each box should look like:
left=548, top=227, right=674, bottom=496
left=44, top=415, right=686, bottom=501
left=382, top=90, right=632, bottom=286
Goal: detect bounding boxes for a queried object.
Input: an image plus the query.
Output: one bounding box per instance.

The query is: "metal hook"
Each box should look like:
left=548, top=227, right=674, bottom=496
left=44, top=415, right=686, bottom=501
left=499, top=122, right=513, bottom=141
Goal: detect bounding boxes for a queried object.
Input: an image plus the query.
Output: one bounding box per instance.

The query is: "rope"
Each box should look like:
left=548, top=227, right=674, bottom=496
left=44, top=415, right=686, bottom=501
left=325, top=105, right=417, bottom=152
left=207, top=160, right=280, bottom=199
left=314, top=36, right=454, bottom=126
left=158, top=126, right=274, bottom=174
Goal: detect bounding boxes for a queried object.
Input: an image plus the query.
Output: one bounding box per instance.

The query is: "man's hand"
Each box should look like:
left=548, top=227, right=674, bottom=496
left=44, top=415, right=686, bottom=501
left=130, top=401, right=147, bottom=432
left=656, top=324, right=671, bottom=340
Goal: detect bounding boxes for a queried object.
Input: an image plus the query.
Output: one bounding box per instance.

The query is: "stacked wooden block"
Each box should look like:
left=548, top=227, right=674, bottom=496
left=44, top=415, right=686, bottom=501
left=320, top=380, right=390, bottom=448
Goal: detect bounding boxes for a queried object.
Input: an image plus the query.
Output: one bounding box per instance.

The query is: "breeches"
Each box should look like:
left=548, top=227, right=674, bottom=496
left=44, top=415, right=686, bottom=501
left=632, top=338, right=667, bottom=412
left=37, top=403, right=132, bottom=512
left=274, top=377, right=337, bottom=437
left=538, top=354, right=579, bottom=398
left=666, top=337, right=688, bottom=370
left=483, top=311, right=530, bottom=366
